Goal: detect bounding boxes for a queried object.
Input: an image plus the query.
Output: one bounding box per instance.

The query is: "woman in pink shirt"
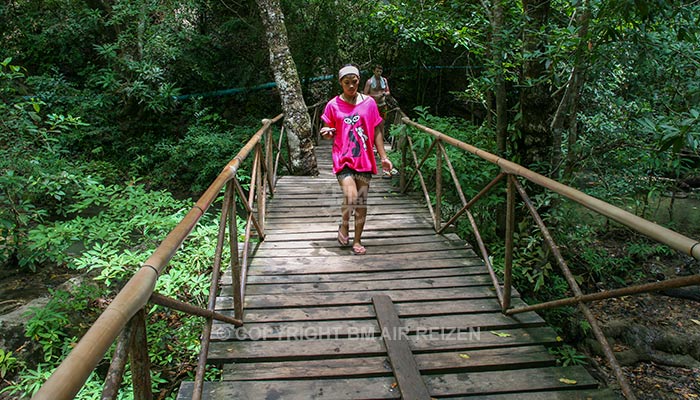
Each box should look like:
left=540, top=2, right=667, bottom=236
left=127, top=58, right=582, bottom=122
left=321, top=64, right=393, bottom=255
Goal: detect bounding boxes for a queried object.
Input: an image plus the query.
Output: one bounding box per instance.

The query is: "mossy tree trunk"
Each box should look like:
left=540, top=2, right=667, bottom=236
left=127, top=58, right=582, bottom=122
left=517, top=0, right=554, bottom=172
left=255, top=0, right=318, bottom=175
left=552, top=0, right=591, bottom=179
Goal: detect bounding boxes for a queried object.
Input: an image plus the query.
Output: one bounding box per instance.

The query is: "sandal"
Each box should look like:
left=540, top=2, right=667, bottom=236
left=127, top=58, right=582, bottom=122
left=381, top=168, right=399, bottom=179
left=337, top=225, right=349, bottom=246
left=351, top=244, right=366, bottom=255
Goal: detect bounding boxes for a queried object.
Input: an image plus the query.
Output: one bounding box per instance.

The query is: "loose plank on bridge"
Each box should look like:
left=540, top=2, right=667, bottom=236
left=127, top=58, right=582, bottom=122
left=372, top=294, right=431, bottom=399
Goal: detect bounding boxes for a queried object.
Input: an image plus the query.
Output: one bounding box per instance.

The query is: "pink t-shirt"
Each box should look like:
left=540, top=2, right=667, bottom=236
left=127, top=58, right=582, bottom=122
left=321, top=95, right=383, bottom=174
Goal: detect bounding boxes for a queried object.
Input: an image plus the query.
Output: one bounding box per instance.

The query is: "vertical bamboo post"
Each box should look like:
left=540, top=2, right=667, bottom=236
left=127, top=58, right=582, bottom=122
left=400, top=127, right=408, bottom=191
left=192, top=180, right=233, bottom=400
left=256, top=143, right=264, bottom=237
left=101, top=324, right=133, bottom=400
left=274, top=125, right=286, bottom=181
left=229, top=180, right=242, bottom=320
left=129, top=309, right=152, bottom=400
left=237, top=149, right=260, bottom=317
left=512, top=178, right=637, bottom=400
left=435, top=139, right=442, bottom=231
left=502, top=174, right=515, bottom=312
left=265, top=124, right=274, bottom=194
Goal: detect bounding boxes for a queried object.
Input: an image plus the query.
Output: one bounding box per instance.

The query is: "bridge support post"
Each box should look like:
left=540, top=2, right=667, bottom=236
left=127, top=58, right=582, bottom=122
left=101, top=323, right=133, bottom=400
left=129, top=308, right=152, bottom=400
left=502, top=174, right=515, bottom=312
left=228, top=181, right=243, bottom=321
left=435, top=139, right=442, bottom=231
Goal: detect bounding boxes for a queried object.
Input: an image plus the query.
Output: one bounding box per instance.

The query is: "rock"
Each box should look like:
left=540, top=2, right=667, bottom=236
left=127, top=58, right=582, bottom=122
left=0, top=296, right=49, bottom=351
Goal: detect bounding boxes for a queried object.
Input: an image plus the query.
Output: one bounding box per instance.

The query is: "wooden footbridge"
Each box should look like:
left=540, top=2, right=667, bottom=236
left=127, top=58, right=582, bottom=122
left=175, top=140, right=614, bottom=399
left=34, top=110, right=700, bottom=400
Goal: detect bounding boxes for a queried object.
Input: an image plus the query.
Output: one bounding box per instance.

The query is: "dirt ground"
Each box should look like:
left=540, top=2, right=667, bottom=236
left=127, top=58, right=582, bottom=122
left=588, top=293, right=700, bottom=399
left=583, top=250, right=700, bottom=399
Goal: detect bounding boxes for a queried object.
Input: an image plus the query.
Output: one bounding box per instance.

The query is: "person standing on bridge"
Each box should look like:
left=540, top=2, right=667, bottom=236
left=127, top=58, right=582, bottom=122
left=363, top=64, right=391, bottom=142
left=320, top=64, right=393, bottom=255
left=363, top=64, right=391, bottom=120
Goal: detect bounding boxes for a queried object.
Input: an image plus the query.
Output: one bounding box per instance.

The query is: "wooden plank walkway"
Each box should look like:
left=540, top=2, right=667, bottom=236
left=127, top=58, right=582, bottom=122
left=177, top=141, right=618, bottom=399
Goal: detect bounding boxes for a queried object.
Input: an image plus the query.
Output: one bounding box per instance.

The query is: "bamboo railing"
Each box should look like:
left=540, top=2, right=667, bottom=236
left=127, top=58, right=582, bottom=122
left=394, top=114, right=700, bottom=400
left=31, top=102, right=699, bottom=400
left=32, top=114, right=291, bottom=400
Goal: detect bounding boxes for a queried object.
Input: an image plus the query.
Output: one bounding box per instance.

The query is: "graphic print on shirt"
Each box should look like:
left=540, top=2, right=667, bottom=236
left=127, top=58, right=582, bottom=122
left=343, top=113, right=368, bottom=157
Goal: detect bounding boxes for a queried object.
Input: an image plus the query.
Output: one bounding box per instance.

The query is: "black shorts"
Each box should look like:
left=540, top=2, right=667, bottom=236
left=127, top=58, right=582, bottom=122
left=336, top=166, right=372, bottom=184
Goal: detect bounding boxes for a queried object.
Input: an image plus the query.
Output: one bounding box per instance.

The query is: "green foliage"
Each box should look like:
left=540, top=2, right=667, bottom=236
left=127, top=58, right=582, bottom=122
left=2, top=366, right=109, bottom=400
left=628, top=240, right=673, bottom=260
left=638, top=109, right=700, bottom=154
left=5, top=183, right=241, bottom=397
left=0, top=362, right=54, bottom=398
left=549, top=344, right=588, bottom=367
left=18, top=180, right=190, bottom=273
left=149, top=107, right=257, bottom=194
left=1, top=54, right=250, bottom=398
left=23, top=305, right=70, bottom=363
left=23, top=286, right=104, bottom=362
left=369, top=1, right=486, bottom=54
left=0, top=58, right=96, bottom=271
left=402, top=108, right=503, bottom=242
left=569, top=1, right=700, bottom=206
left=0, top=349, right=19, bottom=380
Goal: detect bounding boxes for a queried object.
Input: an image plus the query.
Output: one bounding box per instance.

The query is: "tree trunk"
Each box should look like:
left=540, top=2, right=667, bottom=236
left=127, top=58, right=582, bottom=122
left=551, top=0, right=591, bottom=179
left=564, top=87, right=580, bottom=179
left=491, top=0, right=508, bottom=156
left=487, top=0, right=509, bottom=237
left=517, top=0, right=553, bottom=171
left=255, top=0, right=318, bottom=175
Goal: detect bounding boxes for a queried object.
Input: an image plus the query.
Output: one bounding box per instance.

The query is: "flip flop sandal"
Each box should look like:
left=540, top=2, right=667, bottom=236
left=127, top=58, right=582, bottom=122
left=337, top=225, right=350, bottom=246
left=382, top=168, right=399, bottom=179
left=352, top=244, right=366, bottom=255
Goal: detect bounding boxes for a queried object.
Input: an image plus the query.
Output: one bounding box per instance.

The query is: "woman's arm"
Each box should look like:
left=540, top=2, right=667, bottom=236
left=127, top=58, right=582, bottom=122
left=320, top=124, right=335, bottom=140
left=374, top=130, right=392, bottom=171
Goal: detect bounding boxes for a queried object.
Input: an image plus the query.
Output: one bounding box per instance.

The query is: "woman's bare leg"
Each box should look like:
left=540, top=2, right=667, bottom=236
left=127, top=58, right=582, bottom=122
left=353, top=179, right=370, bottom=248
left=338, top=176, right=357, bottom=240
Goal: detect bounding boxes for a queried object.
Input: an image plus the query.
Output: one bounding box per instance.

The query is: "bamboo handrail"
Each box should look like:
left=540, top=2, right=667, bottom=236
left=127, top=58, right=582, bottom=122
left=397, top=113, right=698, bottom=400
left=33, top=114, right=284, bottom=400
left=401, top=117, right=700, bottom=261
left=34, top=101, right=699, bottom=400
left=512, top=176, right=635, bottom=399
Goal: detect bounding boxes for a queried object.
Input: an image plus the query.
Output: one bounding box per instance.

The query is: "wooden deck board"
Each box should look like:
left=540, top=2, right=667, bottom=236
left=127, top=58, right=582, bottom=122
left=208, top=326, right=561, bottom=361
left=178, top=366, right=600, bottom=399
left=222, top=346, right=558, bottom=380
left=176, top=142, right=617, bottom=399
left=223, top=299, right=524, bottom=322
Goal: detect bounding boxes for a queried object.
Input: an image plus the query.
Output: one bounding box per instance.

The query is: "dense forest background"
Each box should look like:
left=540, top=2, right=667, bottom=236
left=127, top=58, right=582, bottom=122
left=1, top=0, right=699, bottom=398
